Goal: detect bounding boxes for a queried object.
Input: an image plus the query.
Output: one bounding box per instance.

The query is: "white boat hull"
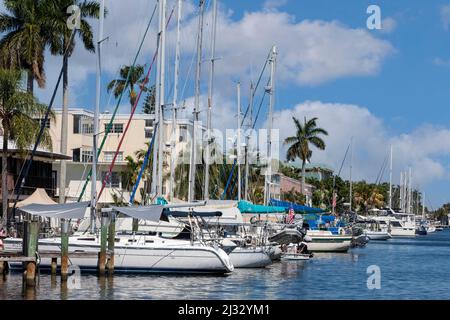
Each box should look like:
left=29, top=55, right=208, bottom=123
left=3, top=237, right=234, bottom=274
left=390, top=228, right=416, bottom=237
left=281, top=253, right=312, bottom=261
left=306, top=241, right=351, bottom=253
left=364, top=231, right=392, bottom=240
left=229, top=247, right=272, bottom=268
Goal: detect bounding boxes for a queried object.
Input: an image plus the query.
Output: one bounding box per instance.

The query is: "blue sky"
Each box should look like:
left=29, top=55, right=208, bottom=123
left=3, top=0, right=450, bottom=208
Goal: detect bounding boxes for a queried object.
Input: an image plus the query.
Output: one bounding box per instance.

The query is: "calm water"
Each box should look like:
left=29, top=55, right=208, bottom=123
left=1, top=229, right=450, bottom=300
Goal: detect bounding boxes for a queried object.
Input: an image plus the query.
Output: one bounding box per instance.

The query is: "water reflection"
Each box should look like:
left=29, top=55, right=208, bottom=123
left=1, top=230, right=450, bottom=300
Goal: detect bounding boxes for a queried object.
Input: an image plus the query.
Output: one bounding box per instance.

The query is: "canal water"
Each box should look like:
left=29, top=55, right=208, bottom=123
left=1, top=229, right=450, bottom=300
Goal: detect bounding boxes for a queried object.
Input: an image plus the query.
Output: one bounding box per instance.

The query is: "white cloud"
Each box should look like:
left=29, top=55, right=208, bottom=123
left=433, top=57, right=450, bottom=67
left=30, top=0, right=394, bottom=107
left=272, top=101, right=450, bottom=188
left=263, top=0, right=289, bottom=10
left=441, top=4, right=450, bottom=30
left=380, top=17, right=397, bottom=33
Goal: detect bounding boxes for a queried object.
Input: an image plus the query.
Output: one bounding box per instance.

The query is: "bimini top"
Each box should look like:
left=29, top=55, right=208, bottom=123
left=269, top=199, right=325, bottom=214
left=18, top=201, right=90, bottom=219
left=237, top=200, right=286, bottom=214
left=111, top=205, right=164, bottom=222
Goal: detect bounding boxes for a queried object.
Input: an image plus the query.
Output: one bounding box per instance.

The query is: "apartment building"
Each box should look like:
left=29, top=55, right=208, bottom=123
left=50, top=108, right=195, bottom=204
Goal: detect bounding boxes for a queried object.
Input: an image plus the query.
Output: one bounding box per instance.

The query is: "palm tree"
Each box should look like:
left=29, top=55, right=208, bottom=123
left=284, top=117, right=328, bottom=195
left=107, top=65, right=148, bottom=112
left=142, top=85, right=156, bottom=114
left=0, top=68, right=54, bottom=226
left=0, top=0, right=56, bottom=93
left=44, top=0, right=99, bottom=203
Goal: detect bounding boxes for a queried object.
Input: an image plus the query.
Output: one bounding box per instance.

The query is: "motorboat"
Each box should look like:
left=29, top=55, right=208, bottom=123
left=304, top=230, right=352, bottom=252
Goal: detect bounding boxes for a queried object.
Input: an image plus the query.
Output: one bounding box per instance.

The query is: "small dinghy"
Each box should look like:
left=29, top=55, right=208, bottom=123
left=281, top=252, right=313, bottom=261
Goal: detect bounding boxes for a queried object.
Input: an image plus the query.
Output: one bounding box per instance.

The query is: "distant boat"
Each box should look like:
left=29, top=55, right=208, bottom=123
left=416, top=225, right=427, bottom=235
left=304, top=230, right=352, bottom=253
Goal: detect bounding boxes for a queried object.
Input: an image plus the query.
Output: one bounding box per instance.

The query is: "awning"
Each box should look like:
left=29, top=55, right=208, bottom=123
left=269, top=199, right=325, bottom=214
left=238, top=200, right=286, bottom=213
left=112, top=205, right=164, bottom=222
left=18, top=201, right=90, bottom=219
left=164, top=210, right=223, bottom=218
left=16, top=188, right=57, bottom=208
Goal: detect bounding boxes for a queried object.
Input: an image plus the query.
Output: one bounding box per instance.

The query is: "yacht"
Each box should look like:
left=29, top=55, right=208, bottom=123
left=303, top=230, right=352, bottom=252
left=368, top=208, right=415, bottom=237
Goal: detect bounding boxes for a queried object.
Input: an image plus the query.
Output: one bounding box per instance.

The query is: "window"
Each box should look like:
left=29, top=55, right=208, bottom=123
left=73, top=115, right=80, bottom=134
left=82, top=123, right=93, bottom=134
left=35, top=118, right=50, bottom=129
left=72, top=148, right=80, bottom=162
left=74, top=115, right=93, bottom=134
left=103, top=151, right=123, bottom=162
left=145, top=129, right=152, bottom=139
left=101, top=171, right=120, bottom=188
left=82, top=149, right=93, bottom=163
left=145, top=119, right=153, bottom=127
left=105, top=123, right=124, bottom=133
left=179, top=125, right=187, bottom=142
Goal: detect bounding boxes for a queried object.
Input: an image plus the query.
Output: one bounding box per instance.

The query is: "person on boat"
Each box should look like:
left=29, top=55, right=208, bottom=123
left=297, top=242, right=309, bottom=254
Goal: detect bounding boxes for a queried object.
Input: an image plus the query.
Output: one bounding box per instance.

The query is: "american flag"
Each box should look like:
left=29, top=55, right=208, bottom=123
left=288, top=205, right=295, bottom=224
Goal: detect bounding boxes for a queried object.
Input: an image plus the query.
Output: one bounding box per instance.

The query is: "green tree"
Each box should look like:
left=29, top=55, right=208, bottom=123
left=107, top=64, right=147, bottom=112
left=0, top=0, right=55, bottom=93
left=284, top=117, right=328, bottom=195
left=0, top=68, right=54, bottom=225
left=142, top=85, right=156, bottom=114
left=45, top=0, right=99, bottom=203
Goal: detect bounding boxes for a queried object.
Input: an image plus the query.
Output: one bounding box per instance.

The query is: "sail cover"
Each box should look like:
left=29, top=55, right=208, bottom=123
left=18, top=201, right=90, bottom=219
left=269, top=199, right=325, bottom=214
left=112, top=205, right=164, bottom=222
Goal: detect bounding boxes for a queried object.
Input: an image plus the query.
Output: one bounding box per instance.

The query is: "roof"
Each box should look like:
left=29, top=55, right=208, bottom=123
left=0, top=136, right=71, bottom=160
left=16, top=188, right=57, bottom=208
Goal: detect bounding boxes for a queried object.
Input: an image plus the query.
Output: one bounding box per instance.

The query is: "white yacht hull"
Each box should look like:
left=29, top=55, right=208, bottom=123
left=229, top=247, right=272, bottom=268
left=3, top=237, right=234, bottom=274
left=305, top=231, right=352, bottom=252
left=364, top=230, right=392, bottom=240
left=390, top=228, right=416, bottom=237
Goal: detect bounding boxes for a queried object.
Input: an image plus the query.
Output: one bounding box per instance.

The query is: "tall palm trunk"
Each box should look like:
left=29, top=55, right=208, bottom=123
left=27, top=69, right=34, bottom=94
left=2, top=124, right=9, bottom=227
left=301, top=159, right=306, bottom=195
left=59, top=36, right=69, bottom=204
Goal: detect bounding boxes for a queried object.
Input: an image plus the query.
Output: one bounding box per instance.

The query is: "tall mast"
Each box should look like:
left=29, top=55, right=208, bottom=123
left=237, top=82, right=241, bottom=201
left=399, top=172, right=403, bottom=211
left=188, top=0, right=205, bottom=202
left=169, top=0, right=182, bottom=202
left=349, top=137, right=353, bottom=212
left=203, top=0, right=218, bottom=201
left=264, top=45, right=277, bottom=205
left=91, top=0, right=105, bottom=233
left=157, top=0, right=167, bottom=198
left=389, top=145, right=393, bottom=209
left=422, top=191, right=425, bottom=219
left=151, top=0, right=163, bottom=198
left=244, top=82, right=253, bottom=201
left=407, top=167, right=412, bottom=214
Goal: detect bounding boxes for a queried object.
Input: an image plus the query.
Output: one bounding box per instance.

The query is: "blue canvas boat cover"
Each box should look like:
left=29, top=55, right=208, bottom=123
left=269, top=199, right=325, bottom=214
left=237, top=200, right=286, bottom=213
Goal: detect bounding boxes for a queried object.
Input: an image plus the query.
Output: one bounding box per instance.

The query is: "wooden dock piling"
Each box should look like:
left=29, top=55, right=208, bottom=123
left=50, top=257, right=57, bottom=275
left=60, top=219, right=69, bottom=281
left=22, top=218, right=39, bottom=287
left=98, top=212, right=108, bottom=275
left=107, top=211, right=116, bottom=274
